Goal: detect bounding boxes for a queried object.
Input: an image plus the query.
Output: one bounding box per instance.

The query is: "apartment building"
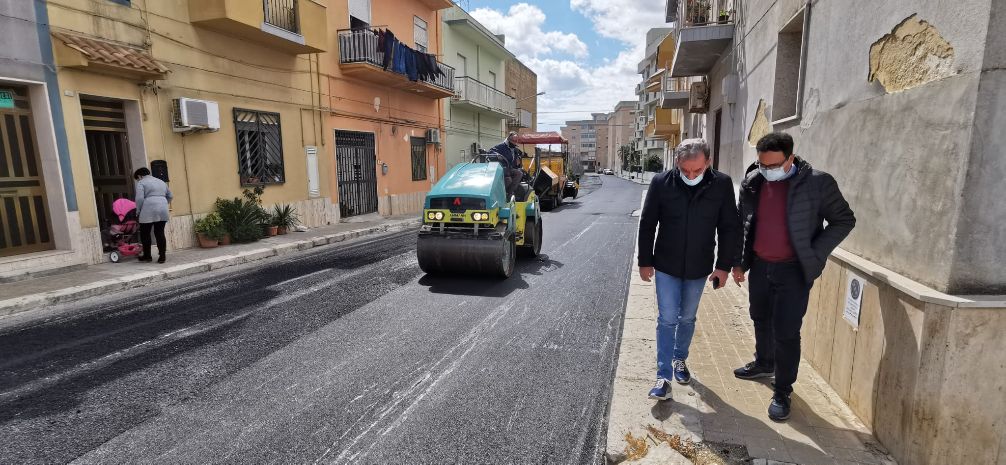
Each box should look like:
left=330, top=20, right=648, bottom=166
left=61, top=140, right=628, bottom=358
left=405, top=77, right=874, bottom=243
left=441, top=5, right=516, bottom=169
left=662, top=1, right=1006, bottom=463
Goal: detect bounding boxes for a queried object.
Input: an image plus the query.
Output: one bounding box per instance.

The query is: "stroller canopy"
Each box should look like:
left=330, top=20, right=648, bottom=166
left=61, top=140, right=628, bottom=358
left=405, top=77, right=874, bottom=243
left=112, top=198, right=137, bottom=222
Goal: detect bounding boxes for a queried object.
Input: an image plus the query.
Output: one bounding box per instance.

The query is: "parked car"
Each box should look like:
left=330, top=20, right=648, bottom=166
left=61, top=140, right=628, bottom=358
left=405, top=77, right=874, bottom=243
left=603, top=169, right=614, bottom=175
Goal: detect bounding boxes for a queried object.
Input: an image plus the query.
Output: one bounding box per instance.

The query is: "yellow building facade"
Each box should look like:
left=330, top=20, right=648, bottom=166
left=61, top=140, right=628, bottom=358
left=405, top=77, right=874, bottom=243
left=46, top=0, right=337, bottom=264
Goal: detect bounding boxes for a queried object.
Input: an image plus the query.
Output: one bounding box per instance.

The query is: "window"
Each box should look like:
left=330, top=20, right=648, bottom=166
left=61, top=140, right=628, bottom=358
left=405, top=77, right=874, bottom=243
left=349, top=0, right=371, bottom=28
left=772, top=6, right=809, bottom=123
left=410, top=137, right=427, bottom=181
left=414, top=16, right=429, bottom=53
left=234, top=109, right=284, bottom=185
left=457, top=54, right=468, bottom=77
left=488, top=71, right=497, bottom=88
left=107, top=0, right=130, bottom=5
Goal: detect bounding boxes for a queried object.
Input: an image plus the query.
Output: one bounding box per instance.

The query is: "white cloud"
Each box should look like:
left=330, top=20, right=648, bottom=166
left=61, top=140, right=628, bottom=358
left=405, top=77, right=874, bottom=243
left=471, top=4, right=588, bottom=59
left=469, top=2, right=670, bottom=132
left=570, top=0, right=668, bottom=44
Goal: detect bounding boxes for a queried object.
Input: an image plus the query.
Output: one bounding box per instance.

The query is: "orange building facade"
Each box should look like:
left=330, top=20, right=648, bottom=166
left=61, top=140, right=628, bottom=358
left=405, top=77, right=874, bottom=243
left=322, top=0, right=454, bottom=218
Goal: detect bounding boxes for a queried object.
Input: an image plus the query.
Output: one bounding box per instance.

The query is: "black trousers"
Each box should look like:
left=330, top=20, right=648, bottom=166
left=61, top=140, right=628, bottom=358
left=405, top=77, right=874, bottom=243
left=140, top=221, right=167, bottom=259
left=748, top=259, right=813, bottom=395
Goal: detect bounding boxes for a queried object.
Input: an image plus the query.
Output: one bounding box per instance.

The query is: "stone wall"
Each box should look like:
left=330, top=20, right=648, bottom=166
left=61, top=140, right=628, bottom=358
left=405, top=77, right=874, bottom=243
left=803, top=251, right=1006, bottom=465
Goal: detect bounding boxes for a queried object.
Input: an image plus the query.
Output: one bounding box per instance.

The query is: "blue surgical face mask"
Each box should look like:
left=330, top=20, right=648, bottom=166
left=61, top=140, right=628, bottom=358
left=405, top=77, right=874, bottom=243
left=680, top=171, right=704, bottom=186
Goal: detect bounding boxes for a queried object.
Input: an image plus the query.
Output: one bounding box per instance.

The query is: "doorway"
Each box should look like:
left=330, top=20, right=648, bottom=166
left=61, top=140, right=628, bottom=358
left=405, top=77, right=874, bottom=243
left=82, top=97, right=133, bottom=230
left=0, top=85, right=54, bottom=257
left=334, top=130, right=378, bottom=218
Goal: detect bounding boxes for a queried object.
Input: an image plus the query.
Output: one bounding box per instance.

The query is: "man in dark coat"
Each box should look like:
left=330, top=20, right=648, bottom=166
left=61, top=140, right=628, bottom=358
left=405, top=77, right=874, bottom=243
left=489, top=132, right=524, bottom=199
left=638, top=139, right=740, bottom=401
left=731, top=132, right=856, bottom=421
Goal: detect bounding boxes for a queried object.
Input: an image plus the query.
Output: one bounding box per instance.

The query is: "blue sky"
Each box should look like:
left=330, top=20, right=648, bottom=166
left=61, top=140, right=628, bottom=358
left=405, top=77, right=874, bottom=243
left=462, top=0, right=669, bottom=131
left=460, top=0, right=622, bottom=68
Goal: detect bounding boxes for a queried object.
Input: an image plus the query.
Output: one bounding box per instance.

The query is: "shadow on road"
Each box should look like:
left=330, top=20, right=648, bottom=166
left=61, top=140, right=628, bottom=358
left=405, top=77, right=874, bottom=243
left=417, top=255, right=564, bottom=297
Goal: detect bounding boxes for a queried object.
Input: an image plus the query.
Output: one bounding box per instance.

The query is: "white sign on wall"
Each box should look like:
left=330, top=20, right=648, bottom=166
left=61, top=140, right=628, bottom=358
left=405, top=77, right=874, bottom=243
left=843, top=273, right=866, bottom=329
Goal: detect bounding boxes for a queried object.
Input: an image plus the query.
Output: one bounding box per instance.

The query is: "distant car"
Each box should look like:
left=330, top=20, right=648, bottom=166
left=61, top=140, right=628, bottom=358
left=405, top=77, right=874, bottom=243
left=603, top=169, right=614, bottom=175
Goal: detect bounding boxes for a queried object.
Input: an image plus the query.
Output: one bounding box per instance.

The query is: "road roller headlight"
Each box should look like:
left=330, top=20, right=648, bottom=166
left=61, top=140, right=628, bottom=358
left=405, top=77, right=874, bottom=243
left=426, top=212, right=436, bottom=221
left=434, top=211, right=445, bottom=221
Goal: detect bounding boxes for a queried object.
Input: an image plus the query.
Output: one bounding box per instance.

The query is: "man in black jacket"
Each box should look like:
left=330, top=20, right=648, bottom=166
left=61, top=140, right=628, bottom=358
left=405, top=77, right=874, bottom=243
left=731, top=132, right=856, bottom=421
left=489, top=132, right=524, bottom=199
left=638, top=139, right=740, bottom=401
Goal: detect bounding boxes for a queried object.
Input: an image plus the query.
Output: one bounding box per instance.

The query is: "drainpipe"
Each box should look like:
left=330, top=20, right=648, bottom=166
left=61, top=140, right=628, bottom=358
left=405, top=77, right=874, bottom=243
left=34, top=0, right=77, bottom=212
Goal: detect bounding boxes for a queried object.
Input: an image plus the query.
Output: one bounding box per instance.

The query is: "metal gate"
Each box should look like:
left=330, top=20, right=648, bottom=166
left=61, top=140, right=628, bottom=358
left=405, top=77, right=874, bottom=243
left=0, top=85, right=54, bottom=257
left=335, top=130, right=377, bottom=217
left=82, top=97, right=132, bottom=228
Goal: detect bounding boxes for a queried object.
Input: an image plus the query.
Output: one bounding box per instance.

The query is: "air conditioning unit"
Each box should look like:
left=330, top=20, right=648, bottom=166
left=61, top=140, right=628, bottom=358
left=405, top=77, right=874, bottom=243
left=426, top=128, right=441, bottom=144
left=172, top=97, right=220, bottom=133
left=688, top=82, right=709, bottom=114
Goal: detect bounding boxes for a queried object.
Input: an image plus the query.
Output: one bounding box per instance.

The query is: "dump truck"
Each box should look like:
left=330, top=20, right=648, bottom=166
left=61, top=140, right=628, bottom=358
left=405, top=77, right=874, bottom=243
left=416, top=146, right=549, bottom=278
left=517, top=132, right=570, bottom=211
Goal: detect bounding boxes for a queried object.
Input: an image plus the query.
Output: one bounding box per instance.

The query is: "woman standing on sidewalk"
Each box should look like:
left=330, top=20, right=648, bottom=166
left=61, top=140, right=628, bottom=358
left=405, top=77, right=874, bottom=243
left=134, top=167, right=173, bottom=263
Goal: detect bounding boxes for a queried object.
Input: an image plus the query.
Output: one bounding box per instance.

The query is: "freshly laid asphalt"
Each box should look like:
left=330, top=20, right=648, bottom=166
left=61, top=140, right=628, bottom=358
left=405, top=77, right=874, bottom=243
left=0, top=175, right=645, bottom=464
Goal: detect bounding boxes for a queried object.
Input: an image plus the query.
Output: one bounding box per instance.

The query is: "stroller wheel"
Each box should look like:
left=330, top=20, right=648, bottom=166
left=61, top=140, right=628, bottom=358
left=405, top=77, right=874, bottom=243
left=109, top=251, right=121, bottom=263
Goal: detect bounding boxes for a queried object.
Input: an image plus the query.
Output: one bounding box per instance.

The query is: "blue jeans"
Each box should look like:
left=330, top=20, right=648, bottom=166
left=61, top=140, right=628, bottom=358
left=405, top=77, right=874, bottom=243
left=655, top=271, right=707, bottom=380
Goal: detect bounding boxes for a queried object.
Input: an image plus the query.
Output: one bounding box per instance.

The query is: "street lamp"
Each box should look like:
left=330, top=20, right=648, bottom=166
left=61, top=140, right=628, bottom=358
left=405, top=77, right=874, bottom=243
left=516, top=91, right=545, bottom=103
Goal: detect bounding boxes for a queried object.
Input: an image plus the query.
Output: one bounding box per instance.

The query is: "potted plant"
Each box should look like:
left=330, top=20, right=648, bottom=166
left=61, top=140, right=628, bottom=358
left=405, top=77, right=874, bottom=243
left=215, top=197, right=265, bottom=243
left=271, top=204, right=300, bottom=235
left=718, top=9, right=730, bottom=23
left=194, top=212, right=224, bottom=248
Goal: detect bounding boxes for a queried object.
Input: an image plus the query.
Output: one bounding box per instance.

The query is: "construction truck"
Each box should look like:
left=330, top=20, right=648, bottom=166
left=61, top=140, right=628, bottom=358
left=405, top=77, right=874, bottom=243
left=516, top=132, right=570, bottom=210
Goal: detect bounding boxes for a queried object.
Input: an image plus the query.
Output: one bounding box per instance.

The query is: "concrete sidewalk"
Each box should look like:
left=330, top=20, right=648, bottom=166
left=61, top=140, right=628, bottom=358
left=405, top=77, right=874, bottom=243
left=605, top=220, right=897, bottom=464
left=0, top=215, right=419, bottom=318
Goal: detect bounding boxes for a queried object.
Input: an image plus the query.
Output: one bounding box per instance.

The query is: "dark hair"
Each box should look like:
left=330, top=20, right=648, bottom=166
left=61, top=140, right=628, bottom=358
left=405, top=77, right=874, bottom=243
left=756, top=132, right=794, bottom=156
left=134, top=167, right=151, bottom=178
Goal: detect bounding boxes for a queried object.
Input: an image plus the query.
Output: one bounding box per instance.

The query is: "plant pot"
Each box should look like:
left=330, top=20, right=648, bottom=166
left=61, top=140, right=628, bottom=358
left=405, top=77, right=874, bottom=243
left=197, top=233, right=219, bottom=248
left=219, top=234, right=232, bottom=246
left=266, top=225, right=279, bottom=236
left=277, top=226, right=288, bottom=235
left=718, top=15, right=729, bottom=23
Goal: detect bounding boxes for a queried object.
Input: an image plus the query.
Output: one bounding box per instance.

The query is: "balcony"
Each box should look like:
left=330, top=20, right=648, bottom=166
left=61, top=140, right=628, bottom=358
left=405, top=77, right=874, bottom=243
left=509, top=109, right=533, bottom=128
left=338, top=28, right=455, bottom=99
left=660, top=76, right=690, bottom=109
left=670, top=0, right=735, bottom=77
left=645, top=108, right=681, bottom=140
left=452, top=77, right=517, bottom=118
left=189, top=0, right=327, bottom=54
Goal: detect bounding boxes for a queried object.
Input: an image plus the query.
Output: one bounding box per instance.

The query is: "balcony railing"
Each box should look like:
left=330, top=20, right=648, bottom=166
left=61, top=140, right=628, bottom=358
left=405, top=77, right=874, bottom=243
left=509, top=108, right=533, bottom=128
left=338, top=27, right=455, bottom=94
left=675, top=0, right=734, bottom=32
left=453, top=76, right=516, bottom=118
left=264, top=0, right=298, bottom=33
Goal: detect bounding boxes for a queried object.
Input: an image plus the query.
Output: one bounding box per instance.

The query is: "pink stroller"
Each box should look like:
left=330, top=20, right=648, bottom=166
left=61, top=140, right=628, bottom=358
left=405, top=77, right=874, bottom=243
left=105, top=198, right=143, bottom=263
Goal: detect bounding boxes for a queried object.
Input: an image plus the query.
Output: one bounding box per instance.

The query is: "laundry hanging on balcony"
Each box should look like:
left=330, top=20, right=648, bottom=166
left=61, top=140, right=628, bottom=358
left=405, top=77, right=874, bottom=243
left=374, top=29, right=444, bottom=83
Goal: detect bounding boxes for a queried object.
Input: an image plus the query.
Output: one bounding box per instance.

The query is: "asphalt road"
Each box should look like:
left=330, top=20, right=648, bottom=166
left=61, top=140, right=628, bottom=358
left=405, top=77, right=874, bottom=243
left=0, top=174, right=645, bottom=464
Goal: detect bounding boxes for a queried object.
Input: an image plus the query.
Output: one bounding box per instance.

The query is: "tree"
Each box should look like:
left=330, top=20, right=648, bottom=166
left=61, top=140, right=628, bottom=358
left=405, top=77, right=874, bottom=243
left=644, top=154, right=664, bottom=172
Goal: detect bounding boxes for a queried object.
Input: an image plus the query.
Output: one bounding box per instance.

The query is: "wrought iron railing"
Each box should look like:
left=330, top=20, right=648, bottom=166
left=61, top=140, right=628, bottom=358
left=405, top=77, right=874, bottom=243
left=453, top=77, right=516, bottom=118
left=264, top=0, right=299, bottom=33
left=338, top=27, right=455, bottom=93
left=676, top=0, right=734, bottom=31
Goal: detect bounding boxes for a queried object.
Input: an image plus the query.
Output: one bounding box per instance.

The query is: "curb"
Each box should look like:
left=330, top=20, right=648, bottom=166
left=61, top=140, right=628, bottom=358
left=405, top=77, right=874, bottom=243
left=0, top=219, right=421, bottom=318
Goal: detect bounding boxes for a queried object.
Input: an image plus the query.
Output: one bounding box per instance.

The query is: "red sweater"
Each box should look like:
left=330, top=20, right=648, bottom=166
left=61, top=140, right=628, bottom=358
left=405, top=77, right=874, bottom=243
left=754, top=180, right=797, bottom=262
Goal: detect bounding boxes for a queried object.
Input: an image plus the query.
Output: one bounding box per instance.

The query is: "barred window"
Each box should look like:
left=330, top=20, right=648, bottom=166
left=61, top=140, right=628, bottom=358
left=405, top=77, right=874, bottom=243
left=410, top=137, right=427, bottom=181
left=234, top=109, right=285, bottom=186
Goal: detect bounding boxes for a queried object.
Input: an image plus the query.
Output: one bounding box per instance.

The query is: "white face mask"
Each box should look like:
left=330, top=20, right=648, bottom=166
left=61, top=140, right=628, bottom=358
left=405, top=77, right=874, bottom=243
left=679, top=171, right=704, bottom=186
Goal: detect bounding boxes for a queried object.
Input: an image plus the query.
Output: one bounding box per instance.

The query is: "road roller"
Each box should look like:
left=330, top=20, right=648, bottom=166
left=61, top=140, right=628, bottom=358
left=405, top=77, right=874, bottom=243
left=416, top=149, right=551, bottom=278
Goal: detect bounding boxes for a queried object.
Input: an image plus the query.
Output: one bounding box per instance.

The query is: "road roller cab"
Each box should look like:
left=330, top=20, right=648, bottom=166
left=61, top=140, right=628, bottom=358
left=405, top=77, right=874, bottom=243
left=417, top=151, right=545, bottom=278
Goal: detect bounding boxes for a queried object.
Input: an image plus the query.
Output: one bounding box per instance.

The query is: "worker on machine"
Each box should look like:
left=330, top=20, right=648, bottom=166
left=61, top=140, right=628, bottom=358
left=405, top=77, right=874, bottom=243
left=489, top=132, right=525, bottom=200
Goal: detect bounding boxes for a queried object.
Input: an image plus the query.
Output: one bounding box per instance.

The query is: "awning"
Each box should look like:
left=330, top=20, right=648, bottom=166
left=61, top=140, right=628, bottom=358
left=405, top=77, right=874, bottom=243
left=514, top=132, right=567, bottom=145
left=52, top=31, right=169, bottom=80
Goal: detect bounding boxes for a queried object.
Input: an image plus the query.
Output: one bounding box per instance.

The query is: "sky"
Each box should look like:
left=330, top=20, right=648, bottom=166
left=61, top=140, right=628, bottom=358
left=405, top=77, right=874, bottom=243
left=460, top=0, right=669, bottom=132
